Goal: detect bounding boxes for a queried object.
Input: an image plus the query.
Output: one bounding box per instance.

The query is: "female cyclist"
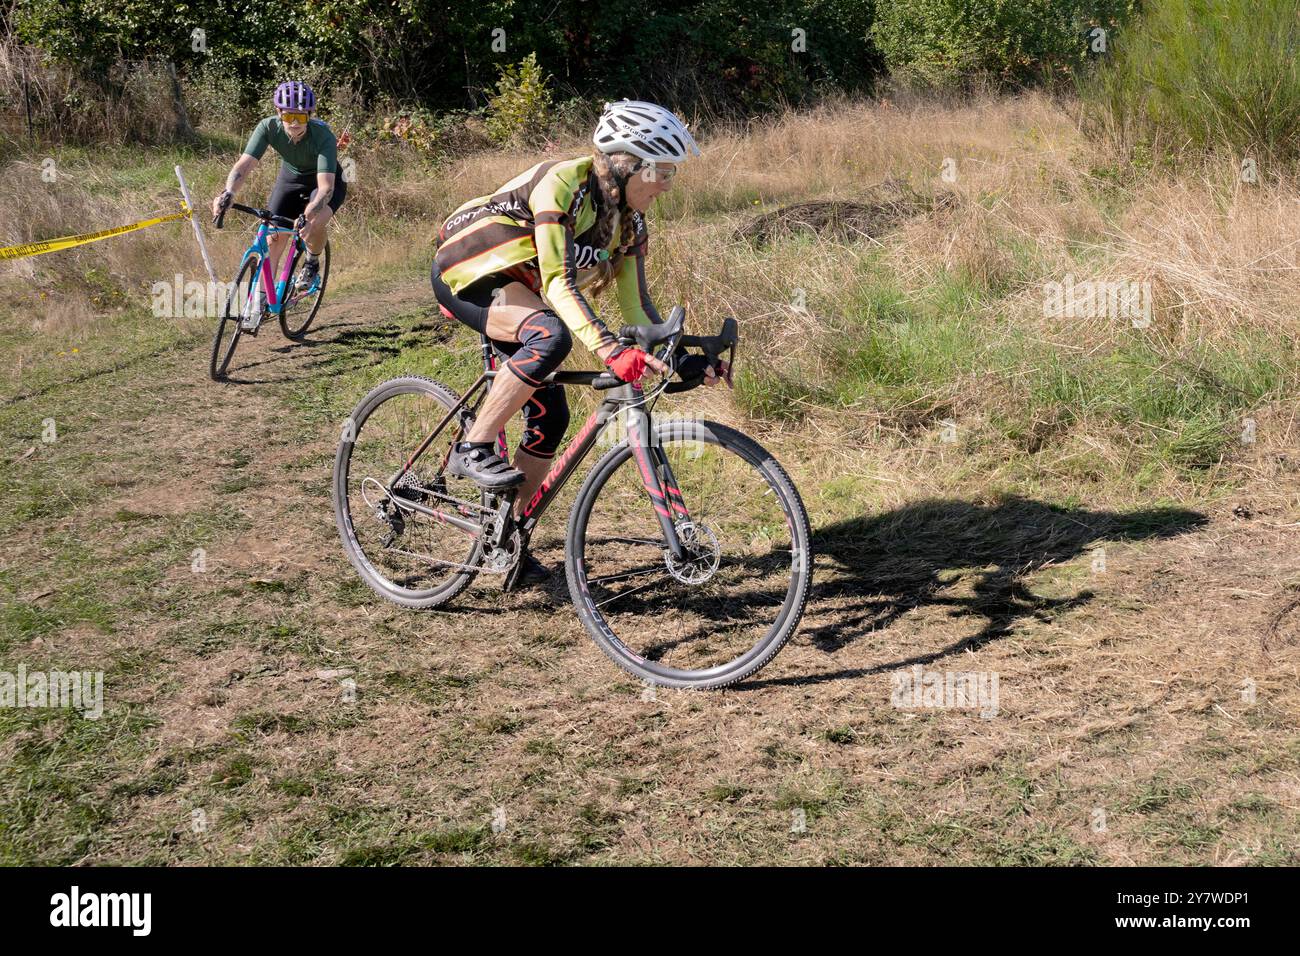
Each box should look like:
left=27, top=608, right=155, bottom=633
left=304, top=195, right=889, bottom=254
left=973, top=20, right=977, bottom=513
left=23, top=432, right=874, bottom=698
left=431, top=99, right=728, bottom=585
left=211, top=81, right=346, bottom=320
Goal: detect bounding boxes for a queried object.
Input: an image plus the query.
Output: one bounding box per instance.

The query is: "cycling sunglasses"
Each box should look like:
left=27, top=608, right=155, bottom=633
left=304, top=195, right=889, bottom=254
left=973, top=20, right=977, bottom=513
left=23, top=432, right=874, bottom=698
left=279, top=110, right=311, bottom=125
left=639, top=163, right=678, bottom=184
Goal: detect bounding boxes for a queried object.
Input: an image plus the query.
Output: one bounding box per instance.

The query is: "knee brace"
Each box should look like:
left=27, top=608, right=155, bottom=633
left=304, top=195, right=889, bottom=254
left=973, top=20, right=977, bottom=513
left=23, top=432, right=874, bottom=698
left=504, top=310, right=571, bottom=387
left=519, top=383, right=570, bottom=459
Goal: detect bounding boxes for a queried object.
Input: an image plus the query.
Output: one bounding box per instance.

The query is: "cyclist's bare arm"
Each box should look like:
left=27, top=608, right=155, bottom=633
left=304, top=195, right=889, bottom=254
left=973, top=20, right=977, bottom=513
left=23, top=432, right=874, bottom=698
left=212, top=154, right=259, bottom=218
left=303, top=171, right=335, bottom=222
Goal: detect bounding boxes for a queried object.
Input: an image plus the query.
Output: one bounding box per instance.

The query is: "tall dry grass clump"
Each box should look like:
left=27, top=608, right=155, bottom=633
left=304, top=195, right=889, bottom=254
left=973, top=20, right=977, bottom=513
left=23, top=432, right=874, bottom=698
left=1109, top=174, right=1300, bottom=339
left=0, top=38, right=190, bottom=149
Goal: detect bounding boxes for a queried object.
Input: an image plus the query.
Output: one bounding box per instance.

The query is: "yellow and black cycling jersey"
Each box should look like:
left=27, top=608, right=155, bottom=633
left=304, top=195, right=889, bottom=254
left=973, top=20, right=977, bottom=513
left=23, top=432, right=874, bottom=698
left=434, top=155, right=658, bottom=352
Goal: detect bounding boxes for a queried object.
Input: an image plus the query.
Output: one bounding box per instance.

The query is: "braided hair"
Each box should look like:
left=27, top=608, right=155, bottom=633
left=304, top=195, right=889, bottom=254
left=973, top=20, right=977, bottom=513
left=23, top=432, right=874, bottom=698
left=587, top=151, right=643, bottom=296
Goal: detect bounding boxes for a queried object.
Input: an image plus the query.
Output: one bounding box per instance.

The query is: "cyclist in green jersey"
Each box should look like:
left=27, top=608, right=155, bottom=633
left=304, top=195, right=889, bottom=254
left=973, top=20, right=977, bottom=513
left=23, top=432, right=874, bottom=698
left=211, top=81, right=345, bottom=307
left=431, top=100, right=728, bottom=585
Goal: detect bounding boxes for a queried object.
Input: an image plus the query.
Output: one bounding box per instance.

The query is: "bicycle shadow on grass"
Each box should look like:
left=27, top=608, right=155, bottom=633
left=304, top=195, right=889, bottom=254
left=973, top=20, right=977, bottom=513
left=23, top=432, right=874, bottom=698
left=215, top=316, right=374, bottom=385
left=219, top=314, right=453, bottom=385
left=749, top=495, right=1207, bottom=687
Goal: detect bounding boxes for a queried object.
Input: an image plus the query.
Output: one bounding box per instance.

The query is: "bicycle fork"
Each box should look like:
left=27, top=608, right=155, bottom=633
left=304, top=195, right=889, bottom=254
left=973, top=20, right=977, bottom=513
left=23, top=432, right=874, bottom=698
left=624, top=402, right=690, bottom=563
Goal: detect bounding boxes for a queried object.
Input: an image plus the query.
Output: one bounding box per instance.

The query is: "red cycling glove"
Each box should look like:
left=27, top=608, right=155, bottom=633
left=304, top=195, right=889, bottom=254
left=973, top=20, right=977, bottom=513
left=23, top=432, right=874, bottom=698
left=605, top=346, right=649, bottom=383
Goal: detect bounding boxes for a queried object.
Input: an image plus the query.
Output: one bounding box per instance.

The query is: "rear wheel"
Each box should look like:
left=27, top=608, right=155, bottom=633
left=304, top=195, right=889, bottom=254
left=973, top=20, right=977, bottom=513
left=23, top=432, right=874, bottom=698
left=566, top=419, right=812, bottom=689
left=333, top=376, right=494, bottom=608
left=280, top=239, right=330, bottom=339
left=210, top=255, right=258, bottom=380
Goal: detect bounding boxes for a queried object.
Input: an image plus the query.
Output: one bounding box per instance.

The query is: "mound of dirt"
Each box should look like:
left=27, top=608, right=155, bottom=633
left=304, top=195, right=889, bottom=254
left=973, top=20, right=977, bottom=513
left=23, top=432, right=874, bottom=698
left=733, top=178, right=958, bottom=245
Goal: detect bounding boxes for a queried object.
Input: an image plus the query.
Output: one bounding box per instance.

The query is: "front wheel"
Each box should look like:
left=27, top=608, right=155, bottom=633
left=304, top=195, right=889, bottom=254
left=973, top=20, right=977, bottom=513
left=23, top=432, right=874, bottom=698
left=566, top=419, right=813, bottom=689
left=210, top=254, right=259, bottom=380
left=280, top=239, right=330, bottom=340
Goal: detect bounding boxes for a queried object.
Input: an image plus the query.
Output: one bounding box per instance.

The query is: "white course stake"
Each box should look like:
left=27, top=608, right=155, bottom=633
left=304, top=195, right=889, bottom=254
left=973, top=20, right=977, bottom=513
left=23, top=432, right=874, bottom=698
left=175, top=165, right=219, bottom=287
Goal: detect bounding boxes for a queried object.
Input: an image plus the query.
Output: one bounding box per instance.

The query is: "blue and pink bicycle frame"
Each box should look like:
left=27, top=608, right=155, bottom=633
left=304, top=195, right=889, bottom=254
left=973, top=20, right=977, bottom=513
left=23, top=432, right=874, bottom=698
left=241, top=221, right=311, bottom=315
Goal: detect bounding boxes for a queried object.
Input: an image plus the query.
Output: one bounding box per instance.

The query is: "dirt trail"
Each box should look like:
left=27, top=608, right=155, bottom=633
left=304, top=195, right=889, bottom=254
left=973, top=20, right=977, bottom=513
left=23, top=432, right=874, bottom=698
left=5, top=278, right=1300, bottom=865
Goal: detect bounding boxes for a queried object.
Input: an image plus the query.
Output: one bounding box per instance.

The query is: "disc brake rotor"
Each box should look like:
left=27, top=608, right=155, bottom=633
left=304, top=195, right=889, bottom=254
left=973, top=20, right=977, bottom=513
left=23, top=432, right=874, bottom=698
left=664, top=520, right=721, bottom=584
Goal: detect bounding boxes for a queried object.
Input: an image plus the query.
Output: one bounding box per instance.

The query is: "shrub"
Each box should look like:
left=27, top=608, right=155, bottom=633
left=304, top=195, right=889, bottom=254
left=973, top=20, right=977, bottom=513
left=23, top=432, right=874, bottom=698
left=485, top=54, right=554, bottom=148
left=1081, top=0, right=1300, bottom=164
left=872, top=0, right=1135, bottom=91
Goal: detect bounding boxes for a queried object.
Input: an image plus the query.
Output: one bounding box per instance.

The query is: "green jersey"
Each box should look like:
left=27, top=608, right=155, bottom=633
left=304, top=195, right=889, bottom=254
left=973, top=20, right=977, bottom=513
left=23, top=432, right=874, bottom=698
left=243, top=117, right=338, bottom=176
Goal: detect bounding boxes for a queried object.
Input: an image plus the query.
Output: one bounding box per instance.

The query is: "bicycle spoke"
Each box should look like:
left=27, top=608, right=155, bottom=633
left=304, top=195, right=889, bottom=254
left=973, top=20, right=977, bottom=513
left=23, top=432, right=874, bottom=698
left=339, top=383, right=484, bottom=598
left=584, top=536, right=664, bottom=549
left=587, top=562, right=670, bottom=587
left=594, top=570, right=674, bottom=609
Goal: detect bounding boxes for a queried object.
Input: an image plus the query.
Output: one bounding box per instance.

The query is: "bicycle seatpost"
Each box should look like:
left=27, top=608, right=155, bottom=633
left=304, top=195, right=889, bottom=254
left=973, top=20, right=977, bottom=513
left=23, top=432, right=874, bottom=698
left=477, top=333, right=511, bottom=459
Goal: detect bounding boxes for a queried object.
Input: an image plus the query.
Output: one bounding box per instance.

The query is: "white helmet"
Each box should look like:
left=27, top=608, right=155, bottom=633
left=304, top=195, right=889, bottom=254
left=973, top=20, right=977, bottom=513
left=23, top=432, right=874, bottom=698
left=593, top=100, right=701, bottom=163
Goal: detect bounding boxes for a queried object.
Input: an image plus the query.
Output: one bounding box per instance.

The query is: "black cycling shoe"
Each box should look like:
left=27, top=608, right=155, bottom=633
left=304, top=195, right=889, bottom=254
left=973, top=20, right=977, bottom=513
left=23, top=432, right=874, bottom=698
left=517, top=550, right=552, bottom=586
left=446, top=442, right=525, bottom=489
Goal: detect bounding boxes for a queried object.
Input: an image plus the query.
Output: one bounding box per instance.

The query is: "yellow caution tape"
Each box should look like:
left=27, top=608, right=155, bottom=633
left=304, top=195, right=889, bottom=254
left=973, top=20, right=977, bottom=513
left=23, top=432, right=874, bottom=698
left=0, top=204, right=192, bottom=261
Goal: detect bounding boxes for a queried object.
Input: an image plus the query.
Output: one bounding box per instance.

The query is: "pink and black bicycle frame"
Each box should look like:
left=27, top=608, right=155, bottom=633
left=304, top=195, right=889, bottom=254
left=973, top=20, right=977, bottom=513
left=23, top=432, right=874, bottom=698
left=387, top=360, right=691, bottom=562
left=514, top=379, right=690, bottom=561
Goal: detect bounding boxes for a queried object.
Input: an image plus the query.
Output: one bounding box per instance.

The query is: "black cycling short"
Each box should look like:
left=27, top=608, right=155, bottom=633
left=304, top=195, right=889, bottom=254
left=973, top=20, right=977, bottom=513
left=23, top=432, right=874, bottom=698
left=430, top=260, right=510, bottom=336
left=430, top=259, right=573, bottom=459
left=267, top=164, right=347, bottom=220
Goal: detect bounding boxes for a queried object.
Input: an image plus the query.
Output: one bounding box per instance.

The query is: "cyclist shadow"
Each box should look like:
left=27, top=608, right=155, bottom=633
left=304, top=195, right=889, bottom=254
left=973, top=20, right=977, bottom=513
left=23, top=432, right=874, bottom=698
left=753, top=495, right=1207, bottom=687
left=221, top=314, right=452, bottom=385
left=215, top=317, right=373, bottom=385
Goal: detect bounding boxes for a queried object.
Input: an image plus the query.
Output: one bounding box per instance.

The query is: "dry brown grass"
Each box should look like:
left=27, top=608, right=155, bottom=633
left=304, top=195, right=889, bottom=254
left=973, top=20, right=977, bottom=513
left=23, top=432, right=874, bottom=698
left=3, top=94, right=1300, bottom=865
left=1109, top=174, right=1300, bottom=339
left=0, top=39, right=184, bottom=148
left=3, top=274, right=1298, bottom=865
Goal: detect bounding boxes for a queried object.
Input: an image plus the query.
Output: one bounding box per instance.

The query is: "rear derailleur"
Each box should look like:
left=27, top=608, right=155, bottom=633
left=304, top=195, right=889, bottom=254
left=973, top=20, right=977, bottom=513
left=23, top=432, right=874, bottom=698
left=377, top=471, right=445, bottom=546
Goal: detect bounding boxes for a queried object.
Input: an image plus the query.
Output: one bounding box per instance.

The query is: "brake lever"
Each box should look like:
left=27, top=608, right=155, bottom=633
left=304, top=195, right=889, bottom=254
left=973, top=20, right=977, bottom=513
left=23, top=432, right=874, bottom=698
left=717, top=317, right=737, bottom=387
left=213, top=192, right=232, bottom=229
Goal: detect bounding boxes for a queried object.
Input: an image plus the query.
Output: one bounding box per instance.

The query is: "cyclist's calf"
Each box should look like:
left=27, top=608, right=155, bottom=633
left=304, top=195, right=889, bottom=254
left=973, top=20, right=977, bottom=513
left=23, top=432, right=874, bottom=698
left=465, top=312, right=569, bottom=445
left=521, top=383, right=570, bottom=459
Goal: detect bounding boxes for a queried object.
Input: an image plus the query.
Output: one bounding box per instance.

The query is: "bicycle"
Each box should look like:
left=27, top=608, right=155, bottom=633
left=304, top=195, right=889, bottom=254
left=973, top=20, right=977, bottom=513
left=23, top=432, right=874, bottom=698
left=331, top=306, right=813, bottom=690
left=209, top=201, right=331, bottom=380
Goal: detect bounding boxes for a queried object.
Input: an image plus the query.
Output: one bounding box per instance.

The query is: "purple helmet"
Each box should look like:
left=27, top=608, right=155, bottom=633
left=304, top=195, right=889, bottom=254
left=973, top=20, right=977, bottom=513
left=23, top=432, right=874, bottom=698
left=273, top=80, right=316, bottom=112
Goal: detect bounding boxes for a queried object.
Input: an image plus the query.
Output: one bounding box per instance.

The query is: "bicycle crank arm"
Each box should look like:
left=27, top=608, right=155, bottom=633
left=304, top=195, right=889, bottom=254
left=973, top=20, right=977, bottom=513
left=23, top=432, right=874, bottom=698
left=489, top=496, right=514, bottom=549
